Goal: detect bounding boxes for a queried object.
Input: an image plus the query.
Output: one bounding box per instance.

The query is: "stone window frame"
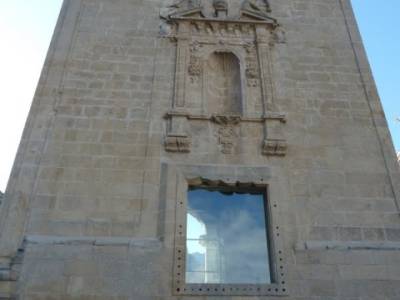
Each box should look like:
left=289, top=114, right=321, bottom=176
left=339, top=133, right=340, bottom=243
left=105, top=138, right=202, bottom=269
left=163, top=13, right=288, bottom=156
left=162, top=163, right=289, bottom=296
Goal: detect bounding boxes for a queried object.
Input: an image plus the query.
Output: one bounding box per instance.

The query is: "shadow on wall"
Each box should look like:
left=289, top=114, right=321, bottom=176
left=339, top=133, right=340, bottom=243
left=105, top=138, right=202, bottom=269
left=0, top=191, right=3, bottom=205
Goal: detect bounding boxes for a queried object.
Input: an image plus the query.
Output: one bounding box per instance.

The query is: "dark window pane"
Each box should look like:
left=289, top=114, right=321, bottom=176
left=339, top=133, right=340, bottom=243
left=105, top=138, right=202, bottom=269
left=186, top=188, right=271, bottom=284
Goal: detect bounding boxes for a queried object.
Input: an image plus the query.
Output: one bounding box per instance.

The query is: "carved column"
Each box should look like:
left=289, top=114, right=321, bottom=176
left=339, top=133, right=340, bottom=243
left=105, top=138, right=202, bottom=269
left=166, top=22, right=192, bottom=153
left=256, top=26, right=287, bottom=156
left=173, top=23, right=190, bottom=108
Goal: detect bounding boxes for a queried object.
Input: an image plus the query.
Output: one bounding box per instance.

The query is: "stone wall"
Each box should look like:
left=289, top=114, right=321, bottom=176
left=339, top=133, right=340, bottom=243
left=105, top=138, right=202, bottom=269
left=0, top=0, right=399, bottom=299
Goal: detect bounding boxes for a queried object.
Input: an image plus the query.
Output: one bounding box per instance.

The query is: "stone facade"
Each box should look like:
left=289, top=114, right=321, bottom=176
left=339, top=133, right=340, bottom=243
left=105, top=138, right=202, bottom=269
left=1, top=0, right=400, bottom=299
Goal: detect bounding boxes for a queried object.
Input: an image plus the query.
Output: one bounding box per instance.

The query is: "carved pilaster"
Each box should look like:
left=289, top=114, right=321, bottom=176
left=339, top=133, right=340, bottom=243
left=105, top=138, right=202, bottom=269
left=255, top=26, right=275, bottom=110
left=173, top=23, right=191, bottom=108
left=164, top=111, right=191, bottom=153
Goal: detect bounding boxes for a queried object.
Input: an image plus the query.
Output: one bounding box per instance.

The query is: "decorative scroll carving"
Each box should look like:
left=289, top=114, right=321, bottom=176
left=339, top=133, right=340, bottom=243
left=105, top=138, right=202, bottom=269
left=262, top=139, right=287, bottom=156
left=242, top=0, right=271, bottom=14
left=211, top=115, right=241, bottom=125
left=169, top=0, right=201, bottom=13
left=165, top=134, right=191, bottom=153
left=244, top=41, right=255, bottom=53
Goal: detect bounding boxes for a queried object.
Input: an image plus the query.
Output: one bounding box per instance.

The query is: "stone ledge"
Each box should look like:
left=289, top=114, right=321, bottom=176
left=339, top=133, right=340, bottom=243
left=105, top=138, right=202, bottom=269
left=165, top=111, right=287, bottom=123
left=25, top=235, right=161, bottom=248
left=295, top=240, right=400, bottom=251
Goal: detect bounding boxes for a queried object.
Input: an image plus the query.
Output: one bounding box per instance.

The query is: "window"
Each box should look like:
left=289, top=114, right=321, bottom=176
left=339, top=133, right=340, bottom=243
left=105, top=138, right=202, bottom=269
left=169, top=168, right=288, bottom=296
left=186, top=187, right=271, bottom=284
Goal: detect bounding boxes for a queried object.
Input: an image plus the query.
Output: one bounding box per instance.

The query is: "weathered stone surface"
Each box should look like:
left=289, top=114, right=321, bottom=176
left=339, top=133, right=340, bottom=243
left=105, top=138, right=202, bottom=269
left=0, top=0, right=399, bottom=299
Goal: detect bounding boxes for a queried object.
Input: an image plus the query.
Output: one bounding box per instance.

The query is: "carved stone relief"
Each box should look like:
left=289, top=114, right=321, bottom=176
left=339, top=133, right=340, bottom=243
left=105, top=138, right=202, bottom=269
left=188, top=41, right=203, bottom=82
left=215, top=125, right=238, bottom=154
left=188, top=55, right=202, bottom=78
left=212, top=115, right=241, bottom=154
left=245, top=57, right=259, bottom=87
left=162, top=0, right=287, bottom=156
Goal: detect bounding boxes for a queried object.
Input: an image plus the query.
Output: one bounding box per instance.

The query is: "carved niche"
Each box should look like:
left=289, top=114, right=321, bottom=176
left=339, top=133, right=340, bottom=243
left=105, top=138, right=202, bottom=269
left=162, top=0, right=287, bottom=156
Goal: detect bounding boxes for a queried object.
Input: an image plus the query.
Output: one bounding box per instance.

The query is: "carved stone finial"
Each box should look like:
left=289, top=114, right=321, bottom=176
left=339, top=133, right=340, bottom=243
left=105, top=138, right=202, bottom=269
left=213, top=0, right=228, bottom=18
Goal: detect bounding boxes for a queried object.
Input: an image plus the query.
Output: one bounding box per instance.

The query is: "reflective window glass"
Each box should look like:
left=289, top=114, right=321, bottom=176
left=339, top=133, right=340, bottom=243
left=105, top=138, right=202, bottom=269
left=186, top=187, right=271, bottom=284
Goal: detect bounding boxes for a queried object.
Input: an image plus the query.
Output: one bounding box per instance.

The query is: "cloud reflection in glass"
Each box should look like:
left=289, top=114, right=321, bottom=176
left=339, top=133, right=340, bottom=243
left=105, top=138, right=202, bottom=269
left=186, top=188, right=271, bottom=284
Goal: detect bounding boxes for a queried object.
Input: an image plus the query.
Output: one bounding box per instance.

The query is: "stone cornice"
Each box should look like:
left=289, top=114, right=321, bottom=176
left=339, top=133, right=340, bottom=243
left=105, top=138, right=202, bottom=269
left=25, top=235, right=161, bottom=248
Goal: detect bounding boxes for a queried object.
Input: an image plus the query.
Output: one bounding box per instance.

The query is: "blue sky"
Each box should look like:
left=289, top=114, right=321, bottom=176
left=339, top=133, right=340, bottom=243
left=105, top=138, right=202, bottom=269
left=0, top=0, right=63, bottom=191
left=351, top=1, right=400, bottom=151
left=0, top=1, right=398, bottom=191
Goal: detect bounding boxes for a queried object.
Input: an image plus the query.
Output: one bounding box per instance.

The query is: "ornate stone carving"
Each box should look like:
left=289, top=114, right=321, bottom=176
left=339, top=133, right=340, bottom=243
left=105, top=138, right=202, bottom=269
left=163, top=0, right=277, bottom=24
left=215, top=125, right=238, bottom=154
left=244, top=41, right=255, bottom=53
left=170, top=0, right=201, bottom=12
left=165, top=134, right=191, bottom=153
left=189, top=41, right=201, bottom=53
left=246, top=58, right=259, bottom=87
left=262, top=139, right=287, bottom=156
left=162, top=0, right=287, bottom=156
left=188, top=55, right=202, bottom=77
left=188, top=41, right=203, bottom=80
left=211, top=115, right=241, bottom=154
